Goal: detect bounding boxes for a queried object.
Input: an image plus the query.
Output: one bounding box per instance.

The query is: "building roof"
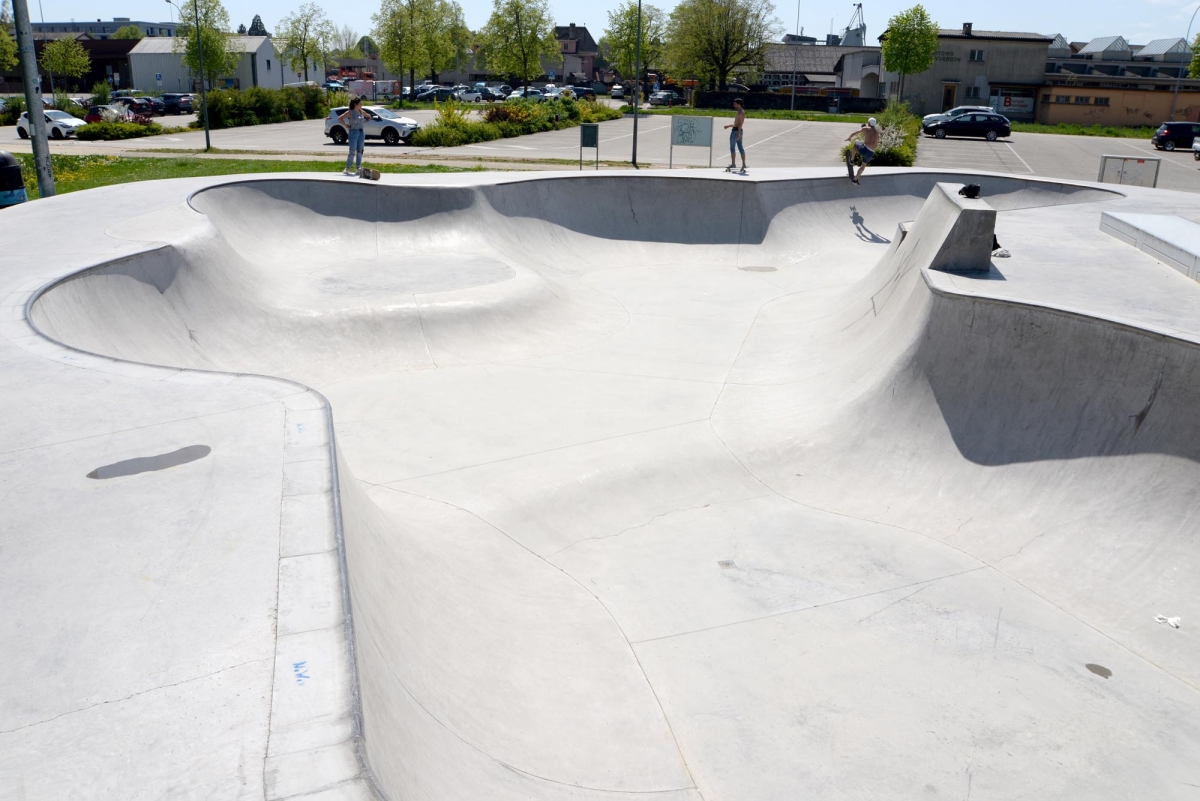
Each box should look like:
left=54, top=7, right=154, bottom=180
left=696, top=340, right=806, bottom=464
left=764, top=43, right=877, bottom=74
left=935, top=29, right=1052, bottom=42
left=1078, top=35, right=1130, bottom=54
left=129, top=35, right=270, bottom=55
left=1136, top=37, right=1189, bottom=57
left=554, top=25, right=598, bottom=54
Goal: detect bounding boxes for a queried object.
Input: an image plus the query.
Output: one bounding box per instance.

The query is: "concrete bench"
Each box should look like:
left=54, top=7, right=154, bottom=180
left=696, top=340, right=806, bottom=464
left=1101, top=211, right=1200, bottom=281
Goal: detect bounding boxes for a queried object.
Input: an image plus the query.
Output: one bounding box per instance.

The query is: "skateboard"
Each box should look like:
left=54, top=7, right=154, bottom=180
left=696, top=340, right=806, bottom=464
left=725, top=166, right=748, bottom=175
left=359, top=168, right=381, bottom=181
left=845, top=149, right=858, bottom=183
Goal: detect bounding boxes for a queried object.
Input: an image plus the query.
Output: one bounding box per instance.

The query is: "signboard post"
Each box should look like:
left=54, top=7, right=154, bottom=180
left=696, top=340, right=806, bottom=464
left=668, top=115, right=714, bottom=168
left=580, top=123, right=599, bottom=170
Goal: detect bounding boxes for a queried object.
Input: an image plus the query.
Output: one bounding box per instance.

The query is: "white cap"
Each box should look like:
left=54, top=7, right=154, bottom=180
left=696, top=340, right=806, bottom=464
left=867, top=117, right=877, bottom=127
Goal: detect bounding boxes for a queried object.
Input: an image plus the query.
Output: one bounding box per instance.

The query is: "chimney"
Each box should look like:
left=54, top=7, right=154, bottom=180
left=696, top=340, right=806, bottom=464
left=963, top=23, right=973, bottom=36
left=569, top=22, right=576, bottom=40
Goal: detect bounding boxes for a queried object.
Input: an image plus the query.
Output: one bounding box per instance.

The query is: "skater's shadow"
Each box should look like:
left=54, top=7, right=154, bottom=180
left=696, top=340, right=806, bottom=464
left=849, top=205, right=890, bottom=244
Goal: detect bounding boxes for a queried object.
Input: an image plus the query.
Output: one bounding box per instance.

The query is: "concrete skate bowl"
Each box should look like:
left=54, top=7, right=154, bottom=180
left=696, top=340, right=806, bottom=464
left=28, top=173, right=1200, bottom=800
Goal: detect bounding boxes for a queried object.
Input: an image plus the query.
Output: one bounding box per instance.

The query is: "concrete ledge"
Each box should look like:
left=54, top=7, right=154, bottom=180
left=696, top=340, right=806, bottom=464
left=1101, top=211, right=1200, bottom=280
left=927, top=183, right=996, bottom=273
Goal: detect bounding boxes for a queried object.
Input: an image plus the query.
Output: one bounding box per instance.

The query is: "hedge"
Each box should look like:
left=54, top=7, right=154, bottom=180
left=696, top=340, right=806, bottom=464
left=76, top=121, right=166, bottom=140
left=840, top=99, right=921, bottom=167
left=696, top=90, right=886, bottom=114
left=409, top=97, right=620, bottom=148
left=191, top=85, right=328, bottom=130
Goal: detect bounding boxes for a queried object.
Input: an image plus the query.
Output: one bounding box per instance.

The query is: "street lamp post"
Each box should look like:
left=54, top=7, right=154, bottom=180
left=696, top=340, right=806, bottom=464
left=167, top=0, right=211, bottom=151
left=631, top=0, right=642, bottom=168
left=1170, top=5, right=1200, bottom=121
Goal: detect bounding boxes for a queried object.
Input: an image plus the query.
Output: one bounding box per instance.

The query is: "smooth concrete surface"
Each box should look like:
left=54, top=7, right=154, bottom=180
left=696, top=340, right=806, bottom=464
left=4, top=168, right=1200, bottom=800
left=1101, top=211, right=1200, bottom=281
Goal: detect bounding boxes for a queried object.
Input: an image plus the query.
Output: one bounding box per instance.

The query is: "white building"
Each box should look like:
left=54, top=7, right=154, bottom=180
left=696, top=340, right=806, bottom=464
left=128, top=36, right=321, bottom=93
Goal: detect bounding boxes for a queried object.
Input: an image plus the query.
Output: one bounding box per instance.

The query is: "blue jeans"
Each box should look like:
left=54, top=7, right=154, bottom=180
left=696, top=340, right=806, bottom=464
left=729, top=127, right=744, bottom=156
left=346, top=128, right=365, bottom=171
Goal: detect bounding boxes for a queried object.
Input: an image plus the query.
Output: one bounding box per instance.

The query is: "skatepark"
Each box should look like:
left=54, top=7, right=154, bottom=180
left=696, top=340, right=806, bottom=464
left=2, top=167, right=1199, bottom=799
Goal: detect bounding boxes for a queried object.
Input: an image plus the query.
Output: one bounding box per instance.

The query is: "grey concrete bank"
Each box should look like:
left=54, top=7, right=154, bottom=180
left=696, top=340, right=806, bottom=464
left=3, top=168, right=1200, bottom=800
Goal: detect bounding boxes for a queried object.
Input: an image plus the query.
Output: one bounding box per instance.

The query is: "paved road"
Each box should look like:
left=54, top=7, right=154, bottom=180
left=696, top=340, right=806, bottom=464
left=5, top=112, right=1199, bottom=191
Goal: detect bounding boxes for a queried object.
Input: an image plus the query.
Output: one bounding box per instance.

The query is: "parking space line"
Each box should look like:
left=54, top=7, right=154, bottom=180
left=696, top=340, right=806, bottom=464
left=1119, top=141, right=1194, bottom=171
left=1004, top=143, right=1034, bottom=174
left=744, top=122, right=807, bottom=151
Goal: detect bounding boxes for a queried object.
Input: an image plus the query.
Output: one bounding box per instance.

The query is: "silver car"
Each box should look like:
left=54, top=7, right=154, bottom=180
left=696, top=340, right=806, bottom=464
left=324, top=105, right=419, bottom=146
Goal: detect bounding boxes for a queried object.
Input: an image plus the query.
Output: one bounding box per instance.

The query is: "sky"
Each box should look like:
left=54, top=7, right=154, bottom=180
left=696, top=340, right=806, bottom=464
left=35, top=0, right=1200, bottom=50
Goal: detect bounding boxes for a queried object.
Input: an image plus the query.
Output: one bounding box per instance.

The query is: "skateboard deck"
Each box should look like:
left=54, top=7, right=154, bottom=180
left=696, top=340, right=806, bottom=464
left=360, top=168, right=381, bottom=181
left=845, top=149, right=855, bottom=180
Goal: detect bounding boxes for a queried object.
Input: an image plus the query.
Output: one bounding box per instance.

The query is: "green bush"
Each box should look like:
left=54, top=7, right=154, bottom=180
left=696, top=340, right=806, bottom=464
left=76, top=121, right=165, bottom=140
left=53, top=91, right=86, bottom=118
left=410, top=125, right=469, bottom=147
left=1, top=95, right=25, bottom=126
left=841, top=99, right=919, bottom=167
left=193, top=86, right=329, bottom=129
left=90, top=82, right=111, bottom=105
left=411, top=96, right=620, bottom=148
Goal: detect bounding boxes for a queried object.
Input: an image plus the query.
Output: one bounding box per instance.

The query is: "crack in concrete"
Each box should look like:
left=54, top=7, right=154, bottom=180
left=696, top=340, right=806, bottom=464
left=0, top=656, right=273, bottom=736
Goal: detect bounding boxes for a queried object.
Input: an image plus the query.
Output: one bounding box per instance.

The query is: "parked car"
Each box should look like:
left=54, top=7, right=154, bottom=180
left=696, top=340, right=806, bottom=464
left=84, top=104, right=134, bottom=123
left=476, top=87, right=505, bottom=102
left=141, top=97, right=166, bottom=115
left=416, top=86, right=455, bottom=102
left=322, top=80, right=346, bottom=92
left=496, top=84, right=512, bottom=96
left=1152, top=121, right=1200, bottom=151
left=455, top=87, right=483, bottom=102
left=921, top=105, right=992, bottom=126
left=649, top=90, right=684, bottom=107
left=114, top=96, right=158, bottom=116
left=1193, top=137, right=1200, bottom=161
left=325, top=105, right=419, bottom=145
left=610, top=84, right=624, bottom=99
left=508, top=87, right=543, bottom=101
left=570, top=85, right=596, bottom=100
left=923, top=111, right=1011, bottom=141
left=159, top=93, right=194, bottom=114
left=17, top=109, right=87, bottom=139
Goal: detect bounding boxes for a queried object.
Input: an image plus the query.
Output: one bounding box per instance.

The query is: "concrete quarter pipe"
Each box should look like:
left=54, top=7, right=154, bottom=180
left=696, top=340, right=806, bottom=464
left=4, top=169, right=1200, bottom=799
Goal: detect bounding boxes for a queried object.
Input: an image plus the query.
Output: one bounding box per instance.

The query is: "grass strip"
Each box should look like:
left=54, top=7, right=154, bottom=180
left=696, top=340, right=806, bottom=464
left=12, top=154, right=482, bottom=200
left=1009, top=122, right=1156, bottom=139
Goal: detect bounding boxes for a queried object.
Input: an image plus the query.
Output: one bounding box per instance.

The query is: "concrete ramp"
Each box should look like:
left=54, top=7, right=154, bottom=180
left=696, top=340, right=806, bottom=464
left=25, top=172, right=1200, bottom=800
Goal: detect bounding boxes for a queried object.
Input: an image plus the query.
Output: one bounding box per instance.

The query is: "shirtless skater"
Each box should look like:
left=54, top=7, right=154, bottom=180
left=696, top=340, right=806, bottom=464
left=723, top=98, right=747, bottom=173
left=844, top=117, right=879, bottom=185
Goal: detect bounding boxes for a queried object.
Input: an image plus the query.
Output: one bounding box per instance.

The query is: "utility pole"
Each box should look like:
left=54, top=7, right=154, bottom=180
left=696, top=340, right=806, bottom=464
left=631, top=0, right=642, bottom=168
left=13, top=0, right=54, bottom=196
left=167, top=0, right=210, bottom=151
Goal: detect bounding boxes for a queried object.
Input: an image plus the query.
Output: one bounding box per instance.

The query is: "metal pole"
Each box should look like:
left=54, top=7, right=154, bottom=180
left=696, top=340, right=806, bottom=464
left=790, top=0, right=800, bottom=110
left=1170, top=5, right=1200, bottom=121
left=631, top=0, right=642, bottom=168
left=169, top=0, right=212, bottom=150
left=13, top=0, right=54, bottom=196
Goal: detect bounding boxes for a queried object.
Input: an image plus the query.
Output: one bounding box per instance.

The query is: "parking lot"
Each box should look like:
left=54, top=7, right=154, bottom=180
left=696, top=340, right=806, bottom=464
left=4, top=109, right=1199, bottom=192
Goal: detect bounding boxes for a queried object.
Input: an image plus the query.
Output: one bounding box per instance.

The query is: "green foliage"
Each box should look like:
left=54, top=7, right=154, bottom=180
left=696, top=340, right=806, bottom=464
left=666, top=0, right=780, bottom=89
left=880, top=5, right=939, bottom=97
left=373, top=0, right=426, bottom=86
left=1010, top=122, right=1156, bottom=138
left=412, top=97, right=620, bottom=147
left=276, top=3, right=334, bottom=82
left=41, top=38, right=92, bottom=90
left=113, top=24, right=145, bottom=39
left=76, top=121, right=166, bottom=140
left=176, top=0, right=241, bottom=89
left=478, top=0, right=559, bottom=86
left=604, top=1, right=666, bottom=79
left=90, top=81, right=112, bottom=104
left=248, top=14, right=270, bottom=36
left=839, top=99, right=919, bottom=166
left=1191, top=34, right=1200, bottom=79
left=0, top=25, right=16, bottom=73
left=421, top=0, right=470, bottom=82
left=0, top=94, right=24, bottom=125
left=193, top=85, right=328, bottom=129
left=330, top=24, right=363, bottom=58
left=53, top=91, right=86, bottom=118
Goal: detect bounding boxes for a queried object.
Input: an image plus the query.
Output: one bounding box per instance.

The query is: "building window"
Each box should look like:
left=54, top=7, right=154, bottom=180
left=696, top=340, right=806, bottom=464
left=1055, top=95, right=1069, bottom=103
left=266, top=59, right=271, bottom=69
left=1094, top=97, right=1110, bottom=106
left=1074, top=96, right=1090, bottom=104
left=1042, top=94, right=1050, bottom=103
left=969, top=49, right=985, bottom=62
left=965, top=86, right=981, bottom=99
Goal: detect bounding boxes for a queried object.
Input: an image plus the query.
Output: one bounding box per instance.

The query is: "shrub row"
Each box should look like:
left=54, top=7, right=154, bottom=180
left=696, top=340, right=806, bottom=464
left=191, top=85, right=328, bottom=130
left=76, top=121, right=166, bottom=140
left=409, top=97, right=621, bottom=148
left=840, top=99, right=921, bottom=168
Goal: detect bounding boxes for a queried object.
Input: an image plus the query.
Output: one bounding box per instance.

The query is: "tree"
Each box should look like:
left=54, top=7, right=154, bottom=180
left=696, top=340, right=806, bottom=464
left=248, top=14, right=270, bottom=36
left=175, top=0, right=241, bottom=89
left=374, top=0, right=427, bottom=91
left=113, top=24, right=145, bottom=39
left=1190, top=33, right=1200, bottom=79
left=358, top=35, right=379, bottom=57
left=277, top=3, right=334, bottom=81
left=0, top=1, right=16, bottom=74
left=604, top=1, right=666, bottom=79
left=880, top=4, right=939, bottom=99
left=330, top=25, right=361, bottom=58
left=666, top=0, right=780, bottom=90
left=478, top=0, right=558, bottom=87
left=422, top=0, right=469, bottom=83
left=237, top=23, right=247, bottom=34
left=40, top=37, right=91, bottom=91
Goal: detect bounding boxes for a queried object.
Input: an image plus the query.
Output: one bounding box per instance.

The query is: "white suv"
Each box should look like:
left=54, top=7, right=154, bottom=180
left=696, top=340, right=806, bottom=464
left=17, top=109, right=87, bottom=139
left=324, top=105, right=419, bottom=146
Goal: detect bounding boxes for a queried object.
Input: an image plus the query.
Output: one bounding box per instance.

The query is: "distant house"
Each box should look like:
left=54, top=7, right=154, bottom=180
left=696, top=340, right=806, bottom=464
left=29, top=16, right=177, bottom=39
left=546, top=24, right=599, bottom=83
left=764, top=43, right=879, bottom=90
left=0, top=35, right=138, bottom=92
left=128, top=36, right=320, bottom=92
